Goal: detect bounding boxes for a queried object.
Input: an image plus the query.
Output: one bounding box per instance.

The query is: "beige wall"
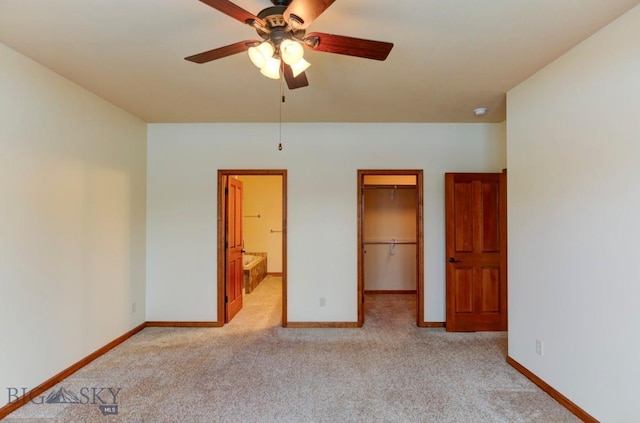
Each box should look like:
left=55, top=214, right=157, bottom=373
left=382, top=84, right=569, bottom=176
left=507, top=5, right=640, bottom=421
left=147, top=122, right=506, bottom=322
left=0, top=43, right=147, bottom=392
left=237, top=175, right=283, bottom=273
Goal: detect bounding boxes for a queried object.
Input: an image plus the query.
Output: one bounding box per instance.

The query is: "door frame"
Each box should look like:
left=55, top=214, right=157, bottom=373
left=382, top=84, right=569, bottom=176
left=217, top=170, right=288, bottom=326
left=357, top=169, right=425, bottom=326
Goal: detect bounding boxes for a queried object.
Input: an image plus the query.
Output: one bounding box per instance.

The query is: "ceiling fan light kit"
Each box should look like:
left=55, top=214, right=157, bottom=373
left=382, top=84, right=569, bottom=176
left=280, top=39, right=304, bottom=64
left=260, top=56, right=283, bottom=79
left=249, top=38, right=309, bottom=79
left=185, top=0, right=394, bottom=89
left=248, top=41, right=275, bottom=68
left=289, top=57, right=310, bottom=77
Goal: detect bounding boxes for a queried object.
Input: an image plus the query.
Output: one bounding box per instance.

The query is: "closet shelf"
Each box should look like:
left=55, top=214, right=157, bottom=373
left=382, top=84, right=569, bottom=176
left=363, top=185, right=416, bottom=190
left=363, top=240, right=416, bottom=245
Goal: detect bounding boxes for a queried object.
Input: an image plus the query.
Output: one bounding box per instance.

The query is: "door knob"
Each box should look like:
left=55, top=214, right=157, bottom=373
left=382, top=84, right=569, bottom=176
left=448, top=257, right=461, bottom=263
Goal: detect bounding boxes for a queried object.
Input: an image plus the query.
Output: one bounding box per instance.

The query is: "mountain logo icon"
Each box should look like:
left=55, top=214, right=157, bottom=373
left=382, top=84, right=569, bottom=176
left=45, top=388, right=80, bottom=404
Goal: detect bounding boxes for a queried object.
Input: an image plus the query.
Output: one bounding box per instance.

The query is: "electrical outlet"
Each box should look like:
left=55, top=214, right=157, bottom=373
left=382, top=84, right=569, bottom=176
left=536, top=339, right=543, bottom=356
left=319, top=297, right=326, bottom=307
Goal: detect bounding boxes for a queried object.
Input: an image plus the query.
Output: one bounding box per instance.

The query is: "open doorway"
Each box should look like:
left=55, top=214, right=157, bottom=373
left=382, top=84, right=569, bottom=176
left=217, top=170, right=287, bottom=326
left=357, top=170, right=424, bottom=326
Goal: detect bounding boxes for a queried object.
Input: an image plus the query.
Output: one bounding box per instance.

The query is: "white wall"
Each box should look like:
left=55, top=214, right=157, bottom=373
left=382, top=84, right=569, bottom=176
left=238, top=175, right=283, bottom=273
left=147, top=123, right=505, bottom=322
left=0, top=44, right=147, bottom=393
left=507, top=5, right=640, bottom=421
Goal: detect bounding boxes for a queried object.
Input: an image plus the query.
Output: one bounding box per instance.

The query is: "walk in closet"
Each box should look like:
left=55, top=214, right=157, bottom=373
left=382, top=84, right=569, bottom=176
left=363, top=175, right=417, bottom=292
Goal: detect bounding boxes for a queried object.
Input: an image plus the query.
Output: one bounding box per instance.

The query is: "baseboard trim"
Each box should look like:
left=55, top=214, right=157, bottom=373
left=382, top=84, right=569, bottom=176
left=365, top=290, right=417, bottom=294
left=0, top=322, right=147, bottom=420
left=419, top=321, right=445, bottom=328
left=285, top=322, right=360, bottom=328
left=146, top=321, right=223, bottom=328
left=506, top=356, right=598, bottom=423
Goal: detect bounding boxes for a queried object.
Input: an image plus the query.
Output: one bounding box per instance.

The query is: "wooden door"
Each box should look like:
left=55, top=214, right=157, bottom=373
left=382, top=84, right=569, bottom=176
left=445, top=172, right=507, bottom=331
left=225, top=177, right=244, bottom=322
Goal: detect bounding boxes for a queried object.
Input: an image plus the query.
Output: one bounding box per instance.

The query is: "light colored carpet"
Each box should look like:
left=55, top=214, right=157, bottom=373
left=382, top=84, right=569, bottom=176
left=4, top=276, right=580, bottom=422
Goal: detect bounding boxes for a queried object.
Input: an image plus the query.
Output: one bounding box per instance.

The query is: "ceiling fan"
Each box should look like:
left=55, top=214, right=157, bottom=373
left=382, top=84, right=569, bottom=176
left=185, top=0, right=394, bottom=89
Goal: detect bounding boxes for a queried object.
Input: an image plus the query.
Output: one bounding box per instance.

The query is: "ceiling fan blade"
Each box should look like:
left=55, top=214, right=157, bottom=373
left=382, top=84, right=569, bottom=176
left=304, top=32, right=393, bottom=61
left=198, top=0, right=265, bottom=26
left=282, top=64, right=309, bottom=89
left=185, top=40, right=258, bottom=64
left=284, top=0, right=335, bottom=29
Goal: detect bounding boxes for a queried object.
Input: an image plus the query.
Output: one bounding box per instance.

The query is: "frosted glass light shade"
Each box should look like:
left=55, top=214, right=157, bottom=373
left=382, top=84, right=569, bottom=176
left=248, top=42, right=274, bottom=69
left=290, top=58, right=310, bottom=77
left=260, top=57, right=281, bottom=79
left=280, top=39, right=304, bottom=65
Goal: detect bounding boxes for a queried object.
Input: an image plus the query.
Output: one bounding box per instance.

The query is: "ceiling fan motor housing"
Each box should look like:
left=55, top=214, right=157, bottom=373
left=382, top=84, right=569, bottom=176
left=256, top=6, right=305, bottom=47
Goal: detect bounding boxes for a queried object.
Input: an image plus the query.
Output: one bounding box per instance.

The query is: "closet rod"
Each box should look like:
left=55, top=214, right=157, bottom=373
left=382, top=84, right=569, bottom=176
left=363, top=241, right=416, bottom=245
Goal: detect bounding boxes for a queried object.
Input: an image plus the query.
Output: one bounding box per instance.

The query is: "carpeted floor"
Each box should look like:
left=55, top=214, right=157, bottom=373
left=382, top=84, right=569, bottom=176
left=4, top=276, right=580, bottom=422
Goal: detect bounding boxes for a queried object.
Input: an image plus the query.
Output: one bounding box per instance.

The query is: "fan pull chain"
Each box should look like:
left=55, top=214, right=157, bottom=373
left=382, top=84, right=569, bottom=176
left=278, top=76, right=285, bottom=151
left=278, top=97, right=283, bottom=150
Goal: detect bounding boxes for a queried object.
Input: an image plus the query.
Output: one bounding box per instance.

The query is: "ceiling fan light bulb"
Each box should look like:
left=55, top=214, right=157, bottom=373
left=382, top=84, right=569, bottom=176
left=260, top=57, right=281, bottom=79
left=248, top=42, right=275, bottom=69
left=290, top=57, right=310, bottom=77
left=280, top=39, right=304, bottom=65
left=248, top=46, right=266, bottom=68
left=258, top=41, right=274, bottom=57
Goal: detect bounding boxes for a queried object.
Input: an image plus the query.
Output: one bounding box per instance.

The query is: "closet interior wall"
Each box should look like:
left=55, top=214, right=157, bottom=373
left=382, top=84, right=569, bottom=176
left=363, top=176, right=417, bottom=292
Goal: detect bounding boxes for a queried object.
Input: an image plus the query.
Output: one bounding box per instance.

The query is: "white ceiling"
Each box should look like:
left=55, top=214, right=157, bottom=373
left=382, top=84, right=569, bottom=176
left=1, top=0, right=638, bottom=123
